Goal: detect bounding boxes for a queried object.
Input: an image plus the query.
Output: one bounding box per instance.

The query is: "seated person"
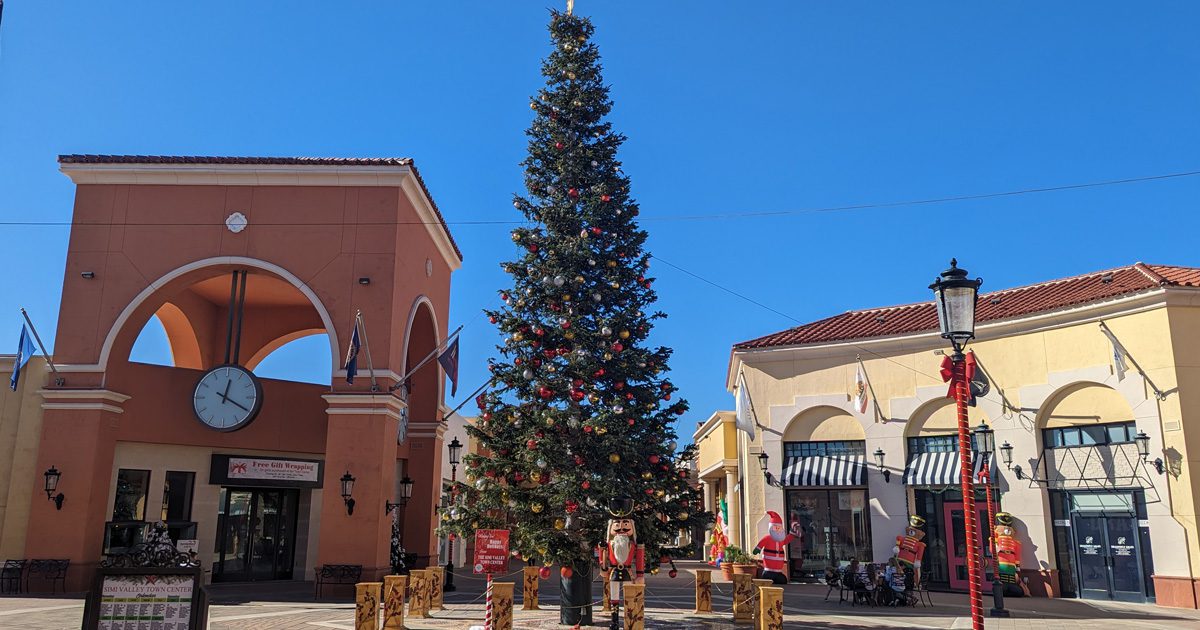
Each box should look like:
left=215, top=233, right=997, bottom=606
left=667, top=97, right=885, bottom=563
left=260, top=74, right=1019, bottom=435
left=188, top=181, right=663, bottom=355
left=883, top=558, right=907, bottom=604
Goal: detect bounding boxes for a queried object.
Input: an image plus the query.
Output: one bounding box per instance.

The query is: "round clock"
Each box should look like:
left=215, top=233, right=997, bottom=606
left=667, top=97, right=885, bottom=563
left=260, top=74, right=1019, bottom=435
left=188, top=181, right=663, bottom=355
left=193, top=365, right=263, bottom=431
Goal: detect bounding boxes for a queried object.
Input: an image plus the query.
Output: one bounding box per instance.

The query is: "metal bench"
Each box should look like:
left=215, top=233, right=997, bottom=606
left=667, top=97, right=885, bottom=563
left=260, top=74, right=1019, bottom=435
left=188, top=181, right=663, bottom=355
left=314, top=564, right=362, bottom=598
left=25, top=559, right=69, bottom=593
left=1, top=559, right=26, bottom=594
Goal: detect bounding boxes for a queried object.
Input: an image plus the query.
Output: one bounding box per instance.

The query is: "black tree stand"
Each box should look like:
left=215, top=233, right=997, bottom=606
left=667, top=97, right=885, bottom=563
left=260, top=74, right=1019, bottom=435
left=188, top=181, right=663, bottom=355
left=560, top=561, right=593, bottom=626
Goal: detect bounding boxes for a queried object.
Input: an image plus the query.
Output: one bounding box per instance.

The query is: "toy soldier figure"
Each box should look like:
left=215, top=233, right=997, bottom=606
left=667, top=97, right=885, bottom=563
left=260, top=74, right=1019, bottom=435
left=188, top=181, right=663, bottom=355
left=598, top=513, right=644, bottom=629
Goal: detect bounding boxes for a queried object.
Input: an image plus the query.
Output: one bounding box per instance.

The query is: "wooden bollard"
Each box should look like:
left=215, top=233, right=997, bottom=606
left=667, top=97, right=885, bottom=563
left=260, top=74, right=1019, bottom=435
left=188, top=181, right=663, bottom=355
left=732, top=573, right=754, bottom=623
left=623, top=583, right=645, bottom=630
left=355, top=582, right=381, bottom=630
left=694, top=569, right=712, bottom=613
left=760, top=587, right=784, bottom=630
left=428, top=566, right=445, bottom=610
left=492, top=582, right=515, bottom=630
left=752, top=578, right=772, bottom=629
left=383, top=575, right=407, bottom=629
left=602, top=572, right=611, bottom=611
left=522, top=566, right=540, bottom=610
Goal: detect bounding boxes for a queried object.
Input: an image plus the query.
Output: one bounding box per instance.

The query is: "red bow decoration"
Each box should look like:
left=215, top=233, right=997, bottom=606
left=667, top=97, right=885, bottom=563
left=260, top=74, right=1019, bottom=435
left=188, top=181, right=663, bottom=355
left=941, top=351, right=978, bottom=401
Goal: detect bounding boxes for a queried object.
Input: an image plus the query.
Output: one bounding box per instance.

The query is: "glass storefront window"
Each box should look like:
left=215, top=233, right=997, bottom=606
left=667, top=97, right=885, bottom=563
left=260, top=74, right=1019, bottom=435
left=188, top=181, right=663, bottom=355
left=785, top=488, right=872, bottom=576
left=783, top=441, right=866, bottom=458
left=113, top=469, right=150, bottom=521
left=162, top=471, right=195, bottom=522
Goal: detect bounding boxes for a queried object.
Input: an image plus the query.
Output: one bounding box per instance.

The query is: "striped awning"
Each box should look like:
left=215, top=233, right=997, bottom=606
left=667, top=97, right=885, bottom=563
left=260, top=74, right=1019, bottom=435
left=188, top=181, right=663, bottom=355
left=903, top=451, right=990, bottom=486
left=781, top=455, right=866, bottom=487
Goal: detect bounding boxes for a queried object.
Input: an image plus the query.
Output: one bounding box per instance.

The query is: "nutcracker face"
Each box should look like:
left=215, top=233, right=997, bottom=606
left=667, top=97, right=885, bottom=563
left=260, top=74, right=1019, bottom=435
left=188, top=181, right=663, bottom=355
left=609, top=518, right=636, bottom=540
left=904, top=526, right=926, bottom=541
left=995, top=525, right=1014, bottom=538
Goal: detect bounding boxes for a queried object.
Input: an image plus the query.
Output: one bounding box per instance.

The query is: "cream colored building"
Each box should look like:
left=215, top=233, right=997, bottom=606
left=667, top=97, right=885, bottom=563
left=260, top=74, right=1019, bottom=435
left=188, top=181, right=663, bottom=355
left=703, top=263, right=1200, bottom=609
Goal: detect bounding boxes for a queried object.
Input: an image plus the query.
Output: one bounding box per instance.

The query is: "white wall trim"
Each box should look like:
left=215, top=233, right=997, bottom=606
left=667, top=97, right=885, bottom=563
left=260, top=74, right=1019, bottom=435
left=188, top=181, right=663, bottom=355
left=41, top=402, right=125, bottom=414
left=39, top=389, right=131, bottom=403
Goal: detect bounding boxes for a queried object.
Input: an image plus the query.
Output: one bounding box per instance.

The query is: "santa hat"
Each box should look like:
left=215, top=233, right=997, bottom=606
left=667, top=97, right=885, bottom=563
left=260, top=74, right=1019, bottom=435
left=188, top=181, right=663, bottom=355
left=766, top=511, right=783, bottom=525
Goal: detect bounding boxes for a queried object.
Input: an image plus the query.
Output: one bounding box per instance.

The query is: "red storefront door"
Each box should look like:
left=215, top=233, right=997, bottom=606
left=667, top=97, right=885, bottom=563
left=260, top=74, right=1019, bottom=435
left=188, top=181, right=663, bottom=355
left=943, top=501, right=991, bottom=592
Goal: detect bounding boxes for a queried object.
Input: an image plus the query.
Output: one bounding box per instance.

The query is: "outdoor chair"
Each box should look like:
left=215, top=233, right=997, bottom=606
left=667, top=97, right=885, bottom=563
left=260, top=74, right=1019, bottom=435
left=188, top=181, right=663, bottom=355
left=24, top=559, right=69, bottom=594
left=914, top=571, right=933, bottom=607
left=1, top=559, right=25, bottom=594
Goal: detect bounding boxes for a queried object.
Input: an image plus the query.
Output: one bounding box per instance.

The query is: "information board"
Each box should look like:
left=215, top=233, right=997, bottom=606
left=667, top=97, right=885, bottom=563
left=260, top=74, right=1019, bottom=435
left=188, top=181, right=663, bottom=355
left=97, top=574, right=194, bottom=629
left=474, top=529, right=511, bottom=574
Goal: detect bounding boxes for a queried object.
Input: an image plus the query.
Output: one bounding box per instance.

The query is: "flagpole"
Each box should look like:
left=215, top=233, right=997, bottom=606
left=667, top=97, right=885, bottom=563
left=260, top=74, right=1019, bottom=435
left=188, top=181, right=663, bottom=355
left=355, top=311, right=379, bottom=392
left=855, top=355, right=884, bottom=422
left=738, top=367, right=783, bottom=437
left=1099, top=321, right=1167, bottom=400
left=20, top=308, right=61, bottom=385
left=390, top=325, right=464, bottom=391
left=443, top=377, right=495, bottom=418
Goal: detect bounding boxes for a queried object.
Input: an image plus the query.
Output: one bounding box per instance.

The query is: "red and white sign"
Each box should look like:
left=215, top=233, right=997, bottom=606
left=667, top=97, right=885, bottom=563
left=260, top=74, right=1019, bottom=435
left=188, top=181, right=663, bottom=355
left=227, top=457, right=319, bottom=483
left=473, top=529, right=510, bottom=574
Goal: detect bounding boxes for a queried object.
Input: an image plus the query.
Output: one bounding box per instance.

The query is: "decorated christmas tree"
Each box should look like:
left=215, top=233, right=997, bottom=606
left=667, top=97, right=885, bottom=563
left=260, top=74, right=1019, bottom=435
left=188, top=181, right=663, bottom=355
left=441, top=7, right=709, bottom=624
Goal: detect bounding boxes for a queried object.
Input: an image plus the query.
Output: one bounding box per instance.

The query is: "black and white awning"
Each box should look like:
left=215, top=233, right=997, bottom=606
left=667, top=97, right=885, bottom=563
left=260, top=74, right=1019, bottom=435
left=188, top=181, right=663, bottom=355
left=781, top=455, right=866, bottom=487
left=903, top=451, right=990, bottom=486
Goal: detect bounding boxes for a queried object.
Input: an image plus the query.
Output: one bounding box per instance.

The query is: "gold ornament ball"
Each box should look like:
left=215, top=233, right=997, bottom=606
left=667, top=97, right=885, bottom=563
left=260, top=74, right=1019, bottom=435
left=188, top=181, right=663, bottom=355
left=441, top=513, right=450, bottom=522
left=564, top=331, right=575, bottom=340
left=530, top=102, right=538, bottom=110
left=609, top=453, right=621, bottom=464
left=531, top=471, right=543, bottom=483
left=537, top=546, right=548, bottom=555
left=513, top=332, right=525, bottom=342
left=607, top=260, right=618, bottom=268
left=609, top=282, right=620, bottom=289
left=574, top=275, right=585, bottom=283
left=562, top=294, right=572, bottom=302
left=588, top=392, right=600, bottom=402
left=619, top=330, right=630, bottom=339
left=641, top=472, right=653, bottom=480
left=532, top=503, right=544, bottom=513
left=650, top=567, right=660, bottom=575
left=655, top=490, right=665, bottom=497
left=596, top=426, right=608, bottom=435
left=603, top=352, right=613, bottom=360
left=677, top=511, right=689, bottom=520
left=554, top=518, right=566, bottom=530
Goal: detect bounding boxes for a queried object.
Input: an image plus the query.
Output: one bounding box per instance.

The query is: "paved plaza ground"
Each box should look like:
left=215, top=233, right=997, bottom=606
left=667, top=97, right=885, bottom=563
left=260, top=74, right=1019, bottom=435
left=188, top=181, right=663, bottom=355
left=2, top=562, right=1199, bottom=629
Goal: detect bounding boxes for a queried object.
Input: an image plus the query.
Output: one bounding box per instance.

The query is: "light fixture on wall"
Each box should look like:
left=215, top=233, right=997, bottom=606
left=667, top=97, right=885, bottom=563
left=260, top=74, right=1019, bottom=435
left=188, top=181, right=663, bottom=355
left=1134, top=430, right=1164, bottom=475
left=386, top=475, right=414, bottom=514
left=358, top=277, right=371, bottom=285
left=999, top=441, right=1021, bottom=479
left=80, top=271, right=95, bottom=279
left=44, top=466, right=64, bottom=510
left=340, top=471, right=356, bottom=515
left=756, top=451, right=782, bottom=488
left=873, top=448, right=890, bottom=483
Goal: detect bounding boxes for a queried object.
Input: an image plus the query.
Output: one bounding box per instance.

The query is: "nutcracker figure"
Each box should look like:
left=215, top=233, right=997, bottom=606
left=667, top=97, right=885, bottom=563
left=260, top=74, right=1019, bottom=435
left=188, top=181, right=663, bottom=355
left=894, top=515, right=928, bottom=582
left=994, top=512, right=1021, bottom=585
left=598, top=517, right=645, bottom=608
left=752, top=511, right=801, bottom=584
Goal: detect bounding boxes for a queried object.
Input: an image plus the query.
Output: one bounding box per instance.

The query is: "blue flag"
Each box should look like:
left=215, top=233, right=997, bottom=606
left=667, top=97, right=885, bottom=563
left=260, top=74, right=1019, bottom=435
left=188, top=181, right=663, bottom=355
left=344, top=320, right=361, bottom=384
left=437, top=335, right=460, bottom=397
left=10, top=325, right=36, bottom=391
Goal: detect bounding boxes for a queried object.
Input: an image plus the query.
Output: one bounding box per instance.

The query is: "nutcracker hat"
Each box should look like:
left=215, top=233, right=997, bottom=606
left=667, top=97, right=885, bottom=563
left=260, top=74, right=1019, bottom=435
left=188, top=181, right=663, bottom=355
left=908, top=515, right=926, bottom=528
left=766, top=511, right=783, bottom=525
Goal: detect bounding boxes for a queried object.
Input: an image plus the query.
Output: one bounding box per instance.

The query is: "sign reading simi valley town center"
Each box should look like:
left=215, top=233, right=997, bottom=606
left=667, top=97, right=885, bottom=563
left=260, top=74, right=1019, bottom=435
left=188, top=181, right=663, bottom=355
left=96, top=574, right=194, bottom=630
left=474, top=529, right=511, bottom=574
left=208, top=454, right=324, bottom=489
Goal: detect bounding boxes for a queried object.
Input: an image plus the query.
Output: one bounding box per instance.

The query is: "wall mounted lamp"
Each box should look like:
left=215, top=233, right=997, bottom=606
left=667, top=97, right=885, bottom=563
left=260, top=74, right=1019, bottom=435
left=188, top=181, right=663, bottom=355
left=44, top=466, right=64, bottom=510
left=999, top=441, right=1026, bottom=479
left=756, top=451, right=783, bottom=488
left=1134, top=430, right=1165, bottom=474
left=873, top=448, right=890, bottom=483
left=358, top=277, right=371, bottom=285
left=80, top=271, right=95, bottom=279
left=385, top=475, right=414, bottom=514
left=340, top=471, right=356, bottom=515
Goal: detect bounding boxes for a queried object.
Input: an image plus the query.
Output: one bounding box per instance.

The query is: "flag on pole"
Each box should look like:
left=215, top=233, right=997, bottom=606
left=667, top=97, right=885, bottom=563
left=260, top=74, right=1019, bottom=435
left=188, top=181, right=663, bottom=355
left=734, top=371, right=756, bottom=440
left=853, top=365, right=869, bottom=415
left=344, top=319, right=361, bottom=384
left=437, top=335, right=460, bottom=396
left=10, top=325, right=36, bottom=391
left=1101, top=325, right=1128, bottom=381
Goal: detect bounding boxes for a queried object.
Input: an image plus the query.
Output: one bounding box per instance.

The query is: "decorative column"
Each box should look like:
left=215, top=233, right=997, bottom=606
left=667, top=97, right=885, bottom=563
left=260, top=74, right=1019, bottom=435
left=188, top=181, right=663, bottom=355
left=725, top=469, right=742, bottom=548
left=403, top=420, right=446, bottom=564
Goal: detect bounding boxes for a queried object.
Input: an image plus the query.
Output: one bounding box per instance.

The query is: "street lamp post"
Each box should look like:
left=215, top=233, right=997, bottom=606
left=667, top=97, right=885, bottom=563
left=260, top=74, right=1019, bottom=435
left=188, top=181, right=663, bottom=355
left=973, top=423, right=1009, bottom=617
left=445, top=437, right=463, bottom=592
left=930, top=259, right=985, bottom=630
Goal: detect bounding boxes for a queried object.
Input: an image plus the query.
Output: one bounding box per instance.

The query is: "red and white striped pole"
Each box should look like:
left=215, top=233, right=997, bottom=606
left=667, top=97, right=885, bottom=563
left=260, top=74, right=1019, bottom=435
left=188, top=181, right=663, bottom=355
left=484, top=573, right=493, bottom=630
left=954, top=357, right=984, bottom=629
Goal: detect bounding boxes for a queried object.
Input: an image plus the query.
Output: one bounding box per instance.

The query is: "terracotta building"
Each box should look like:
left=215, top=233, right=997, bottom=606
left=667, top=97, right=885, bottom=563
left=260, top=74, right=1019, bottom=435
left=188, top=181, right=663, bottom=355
left=703, top=262, right=1200, bottom=608
left=0, top=155, right=461, bottom=591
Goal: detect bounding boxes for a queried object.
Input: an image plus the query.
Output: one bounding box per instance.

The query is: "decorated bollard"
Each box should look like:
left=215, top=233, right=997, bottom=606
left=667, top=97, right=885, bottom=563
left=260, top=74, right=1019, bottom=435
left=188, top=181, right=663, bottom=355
left=492, top=582, right=515, bottom=630
left=602, top=572, right=612, bottom=612
left=428, top=566, right=446, bottom=610
left=623, top=583, right=645, bottom=630
left=383, top=575, right=407, bottom=629
left=522, top=566, right=540, bottom=610
left=752, top=578, right=772, bottom=629
left=759, top=587, right=784, bottom=630
left=355, top=582, right=381, bottom=630
left=408, top=569, right=430, bottom=618
left=732, top=573, right=754, bottom=623
left=694, top=569, right=712, bottom=613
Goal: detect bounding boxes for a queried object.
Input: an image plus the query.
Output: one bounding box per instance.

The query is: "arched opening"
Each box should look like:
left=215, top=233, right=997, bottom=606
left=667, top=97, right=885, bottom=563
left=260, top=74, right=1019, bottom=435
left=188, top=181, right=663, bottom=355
left=129, top=314, right=174, bottom=367
left=403, top=300, right=441, bottom=425
left=779, top=406, right=870, bottom=577
left=905, top=399, right=989, bottom=437
left=250, top=333, right=332, bottom=385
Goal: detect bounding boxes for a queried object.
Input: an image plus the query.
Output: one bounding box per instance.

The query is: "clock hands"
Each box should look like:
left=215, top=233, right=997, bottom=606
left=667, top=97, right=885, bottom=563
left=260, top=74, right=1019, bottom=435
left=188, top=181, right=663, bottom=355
left=217, top=378, right=251, bottom=412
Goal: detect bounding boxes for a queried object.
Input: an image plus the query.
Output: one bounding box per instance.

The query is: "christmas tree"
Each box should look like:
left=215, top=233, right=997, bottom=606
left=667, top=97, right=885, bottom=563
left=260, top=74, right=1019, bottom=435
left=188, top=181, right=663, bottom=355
left=442, top=8, right=709, bottom=624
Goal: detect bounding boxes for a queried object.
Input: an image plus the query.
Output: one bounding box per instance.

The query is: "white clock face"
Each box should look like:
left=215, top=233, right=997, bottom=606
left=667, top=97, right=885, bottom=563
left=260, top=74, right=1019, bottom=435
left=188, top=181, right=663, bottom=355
left=193, top=365, right=262, bottom=431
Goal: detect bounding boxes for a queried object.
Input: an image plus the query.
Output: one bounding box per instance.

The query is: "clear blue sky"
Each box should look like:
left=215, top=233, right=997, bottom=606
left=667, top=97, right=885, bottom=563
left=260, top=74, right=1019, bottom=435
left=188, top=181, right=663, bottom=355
left=2, top=1, right=1199, bottom=438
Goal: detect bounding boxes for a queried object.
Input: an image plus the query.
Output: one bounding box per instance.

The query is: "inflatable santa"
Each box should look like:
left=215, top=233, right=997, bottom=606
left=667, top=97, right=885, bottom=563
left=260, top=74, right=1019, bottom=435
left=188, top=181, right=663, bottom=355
left=752, top=511, right=801, bottom=584
left=894, top=515, right=928, bottom=582
left=598, top=517, right=645, bottom=607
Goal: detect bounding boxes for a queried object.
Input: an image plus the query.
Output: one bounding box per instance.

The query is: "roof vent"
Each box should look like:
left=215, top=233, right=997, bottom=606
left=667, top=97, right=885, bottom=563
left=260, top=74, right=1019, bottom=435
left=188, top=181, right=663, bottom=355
left=990, top=296, right=1002, bottom=305
left=875, top=315, right=886, bottom=323
left=1101, top=272, right=1114, bottom=284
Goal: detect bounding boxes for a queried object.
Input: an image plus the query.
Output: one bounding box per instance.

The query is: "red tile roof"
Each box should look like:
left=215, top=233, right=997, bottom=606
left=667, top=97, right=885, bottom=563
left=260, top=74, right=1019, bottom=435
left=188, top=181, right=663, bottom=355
left=57, top=154, right=462, bottom=260
left=734, top=263, right=1198, bottom=350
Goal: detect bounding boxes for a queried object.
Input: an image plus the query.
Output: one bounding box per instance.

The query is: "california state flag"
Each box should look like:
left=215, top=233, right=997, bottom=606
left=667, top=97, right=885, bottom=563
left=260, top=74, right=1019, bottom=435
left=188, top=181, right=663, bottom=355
left=853, top=366, right=869, bottom=414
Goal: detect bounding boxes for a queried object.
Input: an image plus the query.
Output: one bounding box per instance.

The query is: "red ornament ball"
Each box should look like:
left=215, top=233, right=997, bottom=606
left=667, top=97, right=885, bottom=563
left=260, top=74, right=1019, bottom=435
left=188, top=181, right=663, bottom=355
left=527, top=244, right=538, bottom=253
left=568, top=188, right=579, bottom=198
left=594, top=368, right=606, bottom=377
left=555, top=142, right=564, bottom=150
left=539, top=566, right=552, bottom=579
left=560, top=566, right=573, bottom=578
left=526, top=439, right=538, bottom=450
left=570, top=390, right=585, bottom=402
left=581, top=480, right=591, bottom=489
left=669, top=569, right=678, bottom=578
left=612, top=342, right=624, bottom=352
left=649, top=455, right=660, bottom=464
left=627, top=418, right=635, bottom=426
left=538, top=386, right=553, bottom=399
left=601, top=194, right=611, bottom=202
left=644, top=488, right=655, bottom=495
left=591, top=227, right=602, bottom=235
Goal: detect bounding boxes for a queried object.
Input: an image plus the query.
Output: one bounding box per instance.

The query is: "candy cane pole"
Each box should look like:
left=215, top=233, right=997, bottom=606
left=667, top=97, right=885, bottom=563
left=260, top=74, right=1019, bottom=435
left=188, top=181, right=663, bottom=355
left=485, top=573, right=493, bottom=630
